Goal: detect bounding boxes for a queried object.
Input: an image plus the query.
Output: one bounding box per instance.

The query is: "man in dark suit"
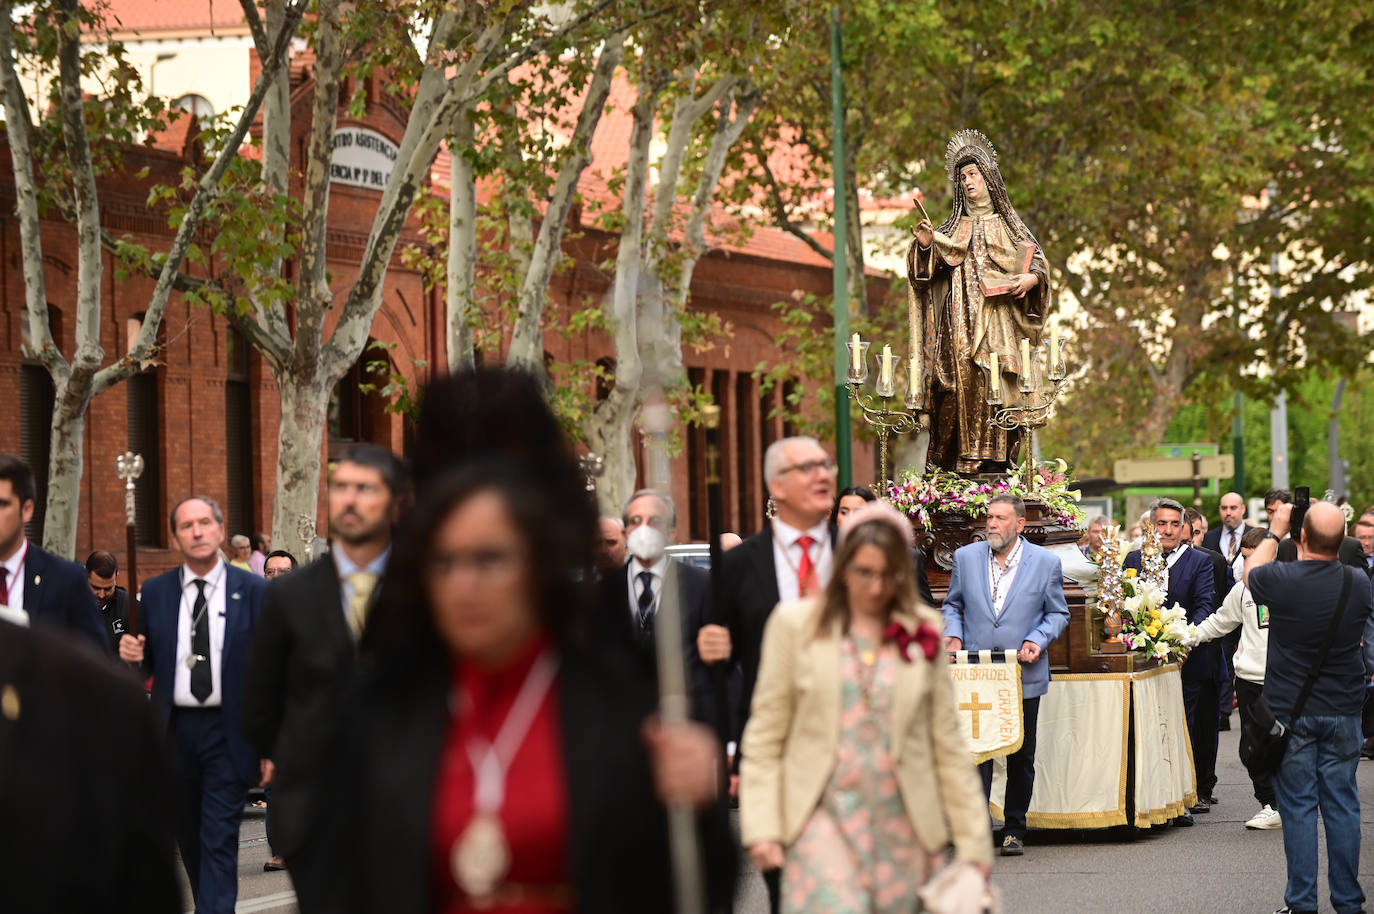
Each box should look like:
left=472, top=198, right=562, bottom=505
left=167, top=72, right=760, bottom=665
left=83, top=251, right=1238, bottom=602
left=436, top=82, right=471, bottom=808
left=119, top=495, right=267, bottom=914
left=243, top=444, right=406, bottom=907
left=596, top=489, right=729, bottom=733
left=0, top=454, right=107, bottom=649
left=695, top=435, right=837, bottom=912
left=86, top=549, right=133, bottom=654
left=1355, top=516, right=1374, bottom=576
left=1203, top=491, right=1254, bottom=571
left=1187, top=508, right=1237, bottom=732
left=1126, top=497, right=1218, bottom=818
left=0, top=618, right=181, bottom=913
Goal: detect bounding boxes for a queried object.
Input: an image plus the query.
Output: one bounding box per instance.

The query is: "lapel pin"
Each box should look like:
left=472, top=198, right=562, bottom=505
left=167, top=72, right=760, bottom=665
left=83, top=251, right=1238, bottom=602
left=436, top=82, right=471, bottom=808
left=2, top=684, right=19, bottom=720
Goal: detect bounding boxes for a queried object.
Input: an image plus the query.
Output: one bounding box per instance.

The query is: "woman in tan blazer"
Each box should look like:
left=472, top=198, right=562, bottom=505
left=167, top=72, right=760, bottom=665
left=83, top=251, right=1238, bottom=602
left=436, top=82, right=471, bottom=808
left=741, top=501, right=992, bottom=913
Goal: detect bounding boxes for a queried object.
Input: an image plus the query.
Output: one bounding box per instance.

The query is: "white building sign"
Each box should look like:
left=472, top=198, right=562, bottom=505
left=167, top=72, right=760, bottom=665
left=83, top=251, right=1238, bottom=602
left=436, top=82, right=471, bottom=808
left=330, top=127, right=398, bottom=191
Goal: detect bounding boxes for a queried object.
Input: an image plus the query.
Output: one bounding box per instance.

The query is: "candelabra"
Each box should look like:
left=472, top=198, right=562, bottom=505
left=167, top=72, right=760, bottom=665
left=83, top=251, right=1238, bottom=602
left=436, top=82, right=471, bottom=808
left=984, top=332, right=1070, bottom=432
left=845, top=336, right=928, bottom=492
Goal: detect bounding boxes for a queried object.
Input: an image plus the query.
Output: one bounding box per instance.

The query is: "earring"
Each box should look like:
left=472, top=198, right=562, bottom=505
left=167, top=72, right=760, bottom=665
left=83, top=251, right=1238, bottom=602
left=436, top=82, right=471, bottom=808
left=765, top=496, right=778, bottom=519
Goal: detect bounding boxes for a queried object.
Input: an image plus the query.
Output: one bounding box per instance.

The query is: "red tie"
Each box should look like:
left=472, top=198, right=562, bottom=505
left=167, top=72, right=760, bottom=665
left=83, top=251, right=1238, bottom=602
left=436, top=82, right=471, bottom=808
left=0, top=567, right=8, bottom=606
left=796, top=535, right=817, bottom=596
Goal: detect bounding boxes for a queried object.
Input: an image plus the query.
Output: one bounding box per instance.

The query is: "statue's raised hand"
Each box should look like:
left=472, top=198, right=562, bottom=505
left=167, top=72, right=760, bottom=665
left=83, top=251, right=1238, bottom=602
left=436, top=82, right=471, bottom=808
left=914, top=219, right=934, bottom=248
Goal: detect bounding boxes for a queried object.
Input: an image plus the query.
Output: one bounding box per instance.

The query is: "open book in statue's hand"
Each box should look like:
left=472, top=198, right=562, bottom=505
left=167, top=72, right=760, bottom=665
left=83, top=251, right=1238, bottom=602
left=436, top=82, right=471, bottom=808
left=979, top=240, right=1037, bottom=296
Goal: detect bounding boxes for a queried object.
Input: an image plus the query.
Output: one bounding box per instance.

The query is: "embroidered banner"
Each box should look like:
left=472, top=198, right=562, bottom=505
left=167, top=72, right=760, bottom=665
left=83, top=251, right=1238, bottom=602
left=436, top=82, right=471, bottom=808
left=949, top=650, right=1023, bottom=763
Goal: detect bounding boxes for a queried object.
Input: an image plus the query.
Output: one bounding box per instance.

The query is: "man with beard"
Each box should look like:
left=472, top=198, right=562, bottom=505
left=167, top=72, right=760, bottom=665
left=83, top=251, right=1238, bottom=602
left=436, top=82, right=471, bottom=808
left=85, top=550, right=132, bottom=654
left=942, top=494, right=1070, bottom=857
left=243, top=444, right=407, bottom=905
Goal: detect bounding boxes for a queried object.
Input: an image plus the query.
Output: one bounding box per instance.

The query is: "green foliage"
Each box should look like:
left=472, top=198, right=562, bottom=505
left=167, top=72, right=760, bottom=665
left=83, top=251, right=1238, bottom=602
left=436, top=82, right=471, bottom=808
left=745, top=0, right=1374, bottom=464
left=358, top=339, right=426, bottom=421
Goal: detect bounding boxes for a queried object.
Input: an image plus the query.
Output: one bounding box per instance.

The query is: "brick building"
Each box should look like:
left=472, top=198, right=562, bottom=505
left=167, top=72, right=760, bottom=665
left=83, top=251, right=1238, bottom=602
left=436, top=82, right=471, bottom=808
left=3, top=2, right=880, bottom=587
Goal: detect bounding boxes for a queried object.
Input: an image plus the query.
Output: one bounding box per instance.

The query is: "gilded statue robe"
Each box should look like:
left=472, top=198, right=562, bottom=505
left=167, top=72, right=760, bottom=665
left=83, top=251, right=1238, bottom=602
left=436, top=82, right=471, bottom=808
left=908, top=199, right=1051, bottom=474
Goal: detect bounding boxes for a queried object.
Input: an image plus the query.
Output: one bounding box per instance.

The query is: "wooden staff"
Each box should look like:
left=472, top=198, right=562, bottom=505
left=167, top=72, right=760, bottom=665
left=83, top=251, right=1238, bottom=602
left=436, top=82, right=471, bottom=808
left=641, top=404, right=706, bottom=914
left=701, top=406, right=733, bottom=750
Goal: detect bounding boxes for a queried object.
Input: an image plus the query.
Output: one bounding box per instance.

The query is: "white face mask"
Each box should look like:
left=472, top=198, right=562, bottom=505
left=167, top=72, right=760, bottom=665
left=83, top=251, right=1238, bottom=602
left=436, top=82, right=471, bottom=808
left=626, top=524, right=666, bottom=562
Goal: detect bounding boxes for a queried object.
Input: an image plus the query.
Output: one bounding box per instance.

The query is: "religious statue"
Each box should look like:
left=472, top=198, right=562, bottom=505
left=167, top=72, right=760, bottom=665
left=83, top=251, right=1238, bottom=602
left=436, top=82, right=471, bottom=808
left=907, top=129, right=1052, bottom=474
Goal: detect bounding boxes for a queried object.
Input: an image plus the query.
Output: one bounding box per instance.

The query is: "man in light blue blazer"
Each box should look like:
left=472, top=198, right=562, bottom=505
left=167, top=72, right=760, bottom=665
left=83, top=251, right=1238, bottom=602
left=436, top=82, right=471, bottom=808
left=942, top=494, right=1070, bottom=857
left=120, top=495, right=266, bottom=914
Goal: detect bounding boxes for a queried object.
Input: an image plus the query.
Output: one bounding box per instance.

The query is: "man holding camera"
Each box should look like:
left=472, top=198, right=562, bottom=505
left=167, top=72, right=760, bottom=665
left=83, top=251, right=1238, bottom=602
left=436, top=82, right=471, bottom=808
left=1246, top=500, right=1374, bottom=914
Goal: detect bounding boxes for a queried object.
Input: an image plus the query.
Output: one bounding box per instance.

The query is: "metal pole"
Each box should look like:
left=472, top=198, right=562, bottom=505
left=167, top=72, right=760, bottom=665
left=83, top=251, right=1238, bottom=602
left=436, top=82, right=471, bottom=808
left=1231, top=392, right=1245, bottom=495
left=830, top=6, right=852, bottom=489
left=1329, top=377, right=1347, bottom=501
left=1191, top=449, right=1204, bottom=511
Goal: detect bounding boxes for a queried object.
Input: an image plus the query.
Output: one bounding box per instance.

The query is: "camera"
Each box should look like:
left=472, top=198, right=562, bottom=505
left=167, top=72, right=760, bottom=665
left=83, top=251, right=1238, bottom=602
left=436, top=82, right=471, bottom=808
left=1290, top=485, right=1311, bottom=536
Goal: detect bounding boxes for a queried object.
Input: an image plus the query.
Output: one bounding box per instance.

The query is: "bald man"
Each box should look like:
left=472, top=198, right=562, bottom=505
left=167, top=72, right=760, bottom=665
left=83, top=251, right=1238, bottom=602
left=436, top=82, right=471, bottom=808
left=1247, top=501, right=1374, bottom=914
left=1203, top=491, right=1254, bottom=570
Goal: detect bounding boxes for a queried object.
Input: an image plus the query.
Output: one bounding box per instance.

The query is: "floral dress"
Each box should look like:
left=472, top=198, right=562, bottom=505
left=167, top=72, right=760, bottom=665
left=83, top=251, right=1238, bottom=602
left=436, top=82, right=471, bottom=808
left=782, top=634, right=931, bottom=914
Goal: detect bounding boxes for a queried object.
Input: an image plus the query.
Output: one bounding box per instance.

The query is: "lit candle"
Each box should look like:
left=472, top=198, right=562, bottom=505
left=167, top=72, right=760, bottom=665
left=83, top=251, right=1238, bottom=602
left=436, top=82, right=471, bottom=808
left=989, top=354, right=1001, bottom=395
left=1049, top=325, right=1061, bottom=367
left=850, top=332, right=862, bottom=374
left=1020, top=337, right=1031, bottom=375
left=879, top=344, right=895, bottom=387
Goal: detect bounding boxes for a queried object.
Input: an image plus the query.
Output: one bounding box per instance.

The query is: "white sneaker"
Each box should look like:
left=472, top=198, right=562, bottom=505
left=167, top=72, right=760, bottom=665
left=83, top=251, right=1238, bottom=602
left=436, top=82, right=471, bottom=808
left=1246, top=805, right=1282, bottom=829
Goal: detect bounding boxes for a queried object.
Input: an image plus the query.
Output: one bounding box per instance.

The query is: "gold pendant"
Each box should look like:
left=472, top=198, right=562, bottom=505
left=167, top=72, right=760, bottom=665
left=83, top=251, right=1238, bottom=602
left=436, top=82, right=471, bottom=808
left=451, top=812, right=510, bottom=900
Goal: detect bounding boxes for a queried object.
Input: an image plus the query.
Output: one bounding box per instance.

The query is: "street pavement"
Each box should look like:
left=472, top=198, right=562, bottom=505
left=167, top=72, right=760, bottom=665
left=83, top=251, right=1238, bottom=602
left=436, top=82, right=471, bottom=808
left=212, top=712, right=1374, bottom=913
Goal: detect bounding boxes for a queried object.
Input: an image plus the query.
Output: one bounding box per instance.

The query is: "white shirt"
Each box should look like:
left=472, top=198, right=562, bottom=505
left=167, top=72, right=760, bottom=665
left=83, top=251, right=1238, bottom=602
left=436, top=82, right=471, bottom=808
left=626, top=555, right=668, bottom=622
left=333, top=543, right=391, bottom=622
left=989, top=536, right=1025, bottom=617
left=1161, top=542, right=1190, bottom=594
left=173, top=560, right=228, bottom=707
left=770, top=517, right=832, bottom=603
left=0, top=539, right=29, bottom=613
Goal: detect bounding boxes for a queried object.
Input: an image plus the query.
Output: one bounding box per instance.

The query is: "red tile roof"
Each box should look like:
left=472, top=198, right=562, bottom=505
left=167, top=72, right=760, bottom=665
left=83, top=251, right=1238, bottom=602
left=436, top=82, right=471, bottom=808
left=95, top=0, right=253, bottom=35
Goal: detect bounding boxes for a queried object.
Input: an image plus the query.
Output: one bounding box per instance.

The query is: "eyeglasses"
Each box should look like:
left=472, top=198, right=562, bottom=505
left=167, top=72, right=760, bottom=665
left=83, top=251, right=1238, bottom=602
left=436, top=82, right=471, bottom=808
left=777, top=458, right=836, bottom=477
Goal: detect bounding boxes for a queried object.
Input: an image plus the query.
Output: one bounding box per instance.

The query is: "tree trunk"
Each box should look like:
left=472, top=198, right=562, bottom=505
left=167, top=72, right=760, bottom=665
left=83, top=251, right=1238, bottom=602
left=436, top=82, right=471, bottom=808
left=587, top=390, right=638, bottom=516
left=272, top=374, right=334, bottom=560
left=447, top=106, right=477, bottom=372
left=41, top=375, right=94, bottom=556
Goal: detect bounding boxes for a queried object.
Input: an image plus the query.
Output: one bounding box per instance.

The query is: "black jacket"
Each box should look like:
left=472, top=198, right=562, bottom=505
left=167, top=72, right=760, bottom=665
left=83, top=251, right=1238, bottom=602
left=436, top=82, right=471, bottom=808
left=242, top=555, right=357, bottom=860
left=19, top=544, right=107, bottom=651
left=0, top=620, right=180, bottom=913
left=308, top=640, right=736, bottom=914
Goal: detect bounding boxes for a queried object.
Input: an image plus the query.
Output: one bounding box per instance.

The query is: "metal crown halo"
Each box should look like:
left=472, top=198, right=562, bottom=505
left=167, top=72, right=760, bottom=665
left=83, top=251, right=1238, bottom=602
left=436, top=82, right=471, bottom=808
left=945, top=128, right=999, bottom=189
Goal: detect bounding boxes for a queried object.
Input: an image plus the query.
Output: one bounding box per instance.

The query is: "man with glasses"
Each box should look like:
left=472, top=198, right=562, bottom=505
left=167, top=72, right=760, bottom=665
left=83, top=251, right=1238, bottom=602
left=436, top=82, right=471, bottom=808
left=697, top=435, right=836, bottom=912
left=262, top=550, right=298, bottom=580
left=942, top=494, right=1069, bottom=857
left=242, top=444, right=407, bottom=909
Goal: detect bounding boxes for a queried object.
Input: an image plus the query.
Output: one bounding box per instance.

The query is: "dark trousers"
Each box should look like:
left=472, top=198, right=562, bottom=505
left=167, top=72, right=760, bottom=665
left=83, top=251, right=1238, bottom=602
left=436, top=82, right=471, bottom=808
left=1217, top=629, right=1241, bottom=724
left=1234, top=677, right=1277, bottom=808
left=764, top=868, right=781, bottom=914
left=979, top=696, right=1041, bottom=839
left=172, top=708, right=250, bottom=914
left=1182, top=678, right=1220, bottom=798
